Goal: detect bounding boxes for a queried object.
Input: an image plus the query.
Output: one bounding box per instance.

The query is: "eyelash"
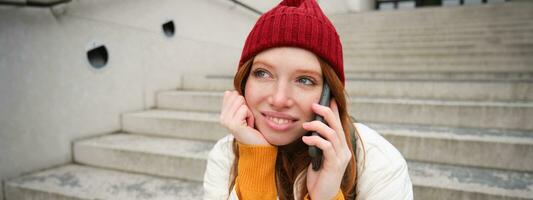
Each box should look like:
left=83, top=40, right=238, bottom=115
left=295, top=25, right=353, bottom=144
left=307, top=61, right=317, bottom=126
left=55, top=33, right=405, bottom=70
left=297, top=76, right=316, bottom=86
left=252, top=69, right=271, bottom=79
left=252, top=68, right=317, bottom=86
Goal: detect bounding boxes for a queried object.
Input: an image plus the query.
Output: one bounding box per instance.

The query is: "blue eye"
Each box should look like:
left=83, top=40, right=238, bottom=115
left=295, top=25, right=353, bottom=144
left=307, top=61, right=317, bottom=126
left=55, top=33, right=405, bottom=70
left=298, top=77, right=315, bottom=85
left=253, top=69, right=270, bottom=79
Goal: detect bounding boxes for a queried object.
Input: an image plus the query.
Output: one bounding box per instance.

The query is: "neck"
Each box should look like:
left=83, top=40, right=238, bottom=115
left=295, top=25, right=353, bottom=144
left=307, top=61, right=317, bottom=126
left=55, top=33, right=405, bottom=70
left=279, top=138, right=307, bottom=154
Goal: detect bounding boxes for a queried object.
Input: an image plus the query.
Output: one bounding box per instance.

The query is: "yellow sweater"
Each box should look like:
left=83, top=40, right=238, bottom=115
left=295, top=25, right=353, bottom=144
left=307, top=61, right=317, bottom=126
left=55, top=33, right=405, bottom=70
left=236, top=142, right=344, bottom=200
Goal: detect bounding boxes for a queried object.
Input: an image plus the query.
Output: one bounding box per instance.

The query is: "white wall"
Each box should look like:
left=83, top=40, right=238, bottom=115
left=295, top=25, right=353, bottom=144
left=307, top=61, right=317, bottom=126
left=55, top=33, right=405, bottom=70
left=0, top=0, right=258, bottom=198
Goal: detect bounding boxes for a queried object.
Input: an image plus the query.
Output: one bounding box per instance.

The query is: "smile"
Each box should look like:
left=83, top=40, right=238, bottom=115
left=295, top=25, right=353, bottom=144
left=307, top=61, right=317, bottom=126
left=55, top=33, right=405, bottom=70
left=266, top=116, right=291, bottom=125
left=261, top=111, right=298, bottom=131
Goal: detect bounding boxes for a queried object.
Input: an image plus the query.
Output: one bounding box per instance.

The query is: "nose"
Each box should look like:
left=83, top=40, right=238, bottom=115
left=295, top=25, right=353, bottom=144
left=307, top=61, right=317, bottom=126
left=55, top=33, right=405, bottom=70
left=268, top=81, right=294, bottom=109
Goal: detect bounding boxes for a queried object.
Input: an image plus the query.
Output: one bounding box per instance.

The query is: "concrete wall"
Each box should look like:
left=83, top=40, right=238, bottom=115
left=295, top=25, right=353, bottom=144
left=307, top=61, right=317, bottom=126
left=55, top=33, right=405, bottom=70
left=0, top=0, right=258, bottom=198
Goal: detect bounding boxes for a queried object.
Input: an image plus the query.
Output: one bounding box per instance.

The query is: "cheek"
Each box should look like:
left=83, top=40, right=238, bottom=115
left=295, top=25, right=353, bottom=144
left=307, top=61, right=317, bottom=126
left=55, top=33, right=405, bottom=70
left=244, top=80, right=262, bottom=108
left=296, top=92, right=321, bottom=120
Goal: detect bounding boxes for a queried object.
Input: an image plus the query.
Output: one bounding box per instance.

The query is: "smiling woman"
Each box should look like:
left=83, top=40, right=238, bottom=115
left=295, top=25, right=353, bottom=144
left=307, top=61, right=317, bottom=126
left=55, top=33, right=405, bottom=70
left=203, top=0, right=413, bottom=199
left=244, top=47, right=324, bottom=145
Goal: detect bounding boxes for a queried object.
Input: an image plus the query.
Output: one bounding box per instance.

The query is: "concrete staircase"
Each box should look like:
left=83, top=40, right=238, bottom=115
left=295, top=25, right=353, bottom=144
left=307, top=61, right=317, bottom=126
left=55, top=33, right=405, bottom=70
left=4, top=2, right=533, bottom=200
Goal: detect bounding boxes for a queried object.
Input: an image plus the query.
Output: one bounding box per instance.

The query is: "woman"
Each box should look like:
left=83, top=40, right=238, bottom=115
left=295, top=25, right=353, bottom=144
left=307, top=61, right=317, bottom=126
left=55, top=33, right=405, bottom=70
left=204, top=0, right=413, bottom=199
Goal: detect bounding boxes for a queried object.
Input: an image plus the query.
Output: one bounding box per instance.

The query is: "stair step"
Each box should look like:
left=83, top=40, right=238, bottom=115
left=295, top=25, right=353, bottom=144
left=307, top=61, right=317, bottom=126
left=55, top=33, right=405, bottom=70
left=179, top=75, right=533, bottom=101
left=341, top=27, right=533, bottom=41
left=409, top=161, right=533, bottom=200
left=74, top=134, right=214, bottom=181
left=332, top=7, right=533, bottom=24
left=335, top=17, right=533, bottom=30
left=337, top=20, right=533, bottom=31
left=156, top=90, right=533, bottom=130
left=301, top=79, right=533, bottom=101
left=342, top=34, right=533, bottom=47
left=344, top=60, right=533, bottom=72
left=117, top=108, right=533, bottom=199
left=342, top=41, right=533, bottom=51
left=343, top=71, right=533, bottom=82
left=4, top=165, right=202, bottom=200
left=342, top=38, right=533, bottom=48
left=350, top=97, right=533, bottom=130
left=344, top=48, right=533, bottom=60
left=334, top=16, right=533, bottom=30
left=338, top=24, right=533, bottom=38
left=334, top=10, right=533, bottom=23
left=343, top=46, right=533, bottom=57
left=121, top=109, right=226, bottom=141
left=371, top=123, right=533, bottom=172
left=7, top=148, right=531, bottom=200
left=337, top=22, right=533, bottom=35
left=345, top=53, right=533, bottom=62
left=181, top=75, right=234, bottom=91
left=330, top=2, right=533, bottom=26
left=344, top=57, right=533, bottom=72
left=121, top=109, right=533, bottom=171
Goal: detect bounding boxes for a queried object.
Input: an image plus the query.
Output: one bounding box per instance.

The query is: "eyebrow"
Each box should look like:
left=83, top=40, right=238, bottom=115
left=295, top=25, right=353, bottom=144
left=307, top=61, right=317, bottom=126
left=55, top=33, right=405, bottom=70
left=295, top=69, right=322, bottom=78
left=252, top=60, right=273, bottom=69
left=252, top=60, right=322, bottom=78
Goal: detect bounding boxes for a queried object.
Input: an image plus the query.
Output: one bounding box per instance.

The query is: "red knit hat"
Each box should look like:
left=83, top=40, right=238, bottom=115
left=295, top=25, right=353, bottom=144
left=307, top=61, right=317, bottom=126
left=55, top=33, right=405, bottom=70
left=238, top=0, right=345, bottom=84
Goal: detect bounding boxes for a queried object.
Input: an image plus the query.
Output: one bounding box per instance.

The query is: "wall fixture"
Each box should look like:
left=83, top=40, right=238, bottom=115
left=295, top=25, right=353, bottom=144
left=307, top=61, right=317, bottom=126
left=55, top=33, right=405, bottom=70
left=87, top=45, right=108, bottom=69
left=162, top=20, right=175, bottom=37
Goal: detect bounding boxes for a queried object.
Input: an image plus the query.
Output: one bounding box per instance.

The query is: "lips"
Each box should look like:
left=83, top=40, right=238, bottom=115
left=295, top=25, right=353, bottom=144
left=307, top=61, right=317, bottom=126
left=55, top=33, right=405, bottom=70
left=261, top=111, right=298, bottom=131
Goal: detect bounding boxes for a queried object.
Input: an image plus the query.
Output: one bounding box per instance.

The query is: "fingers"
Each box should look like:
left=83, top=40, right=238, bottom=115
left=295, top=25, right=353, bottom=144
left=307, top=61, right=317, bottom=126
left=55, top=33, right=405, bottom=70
left=221, top=91, right=231, bottom=115
left=302, top=135, right=336, bottom=162
left=311, top=99, right=347, bottom=145
left=222, top=91, right=243, bottom=114
left=222, top=91, right=239, bottom=115
left=228, top=93, right=244, bottom=118
left=329, top=99, right=347, bottom=144
left=303, top=121, right=340, bottom=152
left=220, top=91, right=268, bottom=145
left=330, top=99, right=341, bottom=122
left=303, top=98, right=350, bottom=164
left=221, top=90, right=247, bottom=129
left=302, top=134, right=352, bottom=172
left=234, top=104, right=249, bottom=126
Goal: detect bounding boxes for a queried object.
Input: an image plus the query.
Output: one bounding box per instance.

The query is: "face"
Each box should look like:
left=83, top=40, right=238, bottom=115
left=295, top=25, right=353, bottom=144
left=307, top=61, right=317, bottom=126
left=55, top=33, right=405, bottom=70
left=244, top=47, right=323, bottom=146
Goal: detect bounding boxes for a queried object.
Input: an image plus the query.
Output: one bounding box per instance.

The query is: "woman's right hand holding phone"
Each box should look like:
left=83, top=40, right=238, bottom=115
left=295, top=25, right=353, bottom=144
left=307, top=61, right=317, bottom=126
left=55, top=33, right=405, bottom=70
left=220, top=90, right=269, bottom=146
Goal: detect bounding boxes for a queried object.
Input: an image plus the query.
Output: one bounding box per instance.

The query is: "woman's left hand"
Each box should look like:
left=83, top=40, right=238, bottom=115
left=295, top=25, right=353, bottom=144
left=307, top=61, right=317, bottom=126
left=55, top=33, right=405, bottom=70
left=301, top=99, right=352, bottom=199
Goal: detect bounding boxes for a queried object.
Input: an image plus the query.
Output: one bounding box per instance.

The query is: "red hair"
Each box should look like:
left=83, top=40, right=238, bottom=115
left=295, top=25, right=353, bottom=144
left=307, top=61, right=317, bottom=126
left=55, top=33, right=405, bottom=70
left=229, top=57, right=359, bottom=199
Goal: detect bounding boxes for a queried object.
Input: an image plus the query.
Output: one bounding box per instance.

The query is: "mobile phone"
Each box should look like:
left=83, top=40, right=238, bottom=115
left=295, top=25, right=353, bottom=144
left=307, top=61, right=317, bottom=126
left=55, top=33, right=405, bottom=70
left=307, top=82, right=331, bottom=171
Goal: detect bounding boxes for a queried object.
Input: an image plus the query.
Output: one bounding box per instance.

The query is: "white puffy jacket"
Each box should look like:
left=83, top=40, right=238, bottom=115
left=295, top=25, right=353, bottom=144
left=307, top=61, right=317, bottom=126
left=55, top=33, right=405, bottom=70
left=203, top=123, right=413, bottom=200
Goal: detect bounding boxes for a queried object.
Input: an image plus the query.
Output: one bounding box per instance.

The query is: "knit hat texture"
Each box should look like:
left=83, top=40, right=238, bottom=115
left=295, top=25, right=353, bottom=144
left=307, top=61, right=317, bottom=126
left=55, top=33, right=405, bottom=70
left=238, top=0, right=345, bottom=84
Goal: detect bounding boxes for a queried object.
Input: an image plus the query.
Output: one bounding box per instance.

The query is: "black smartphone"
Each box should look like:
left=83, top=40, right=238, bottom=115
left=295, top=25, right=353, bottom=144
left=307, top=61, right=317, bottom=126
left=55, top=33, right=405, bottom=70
left=307, top=82, right=331, bottom=171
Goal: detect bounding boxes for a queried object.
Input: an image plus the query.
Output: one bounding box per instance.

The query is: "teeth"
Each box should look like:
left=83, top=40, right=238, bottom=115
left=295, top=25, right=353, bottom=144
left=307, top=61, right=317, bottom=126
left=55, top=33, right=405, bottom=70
left=268, top=116, right=290, bottom=125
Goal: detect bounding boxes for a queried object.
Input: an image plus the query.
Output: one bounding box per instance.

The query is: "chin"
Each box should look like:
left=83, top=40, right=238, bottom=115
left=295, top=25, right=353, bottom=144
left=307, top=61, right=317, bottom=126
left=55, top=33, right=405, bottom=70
left=264, top=136, right=292, bottom=146
left=261, top=130, right=305, bottom=146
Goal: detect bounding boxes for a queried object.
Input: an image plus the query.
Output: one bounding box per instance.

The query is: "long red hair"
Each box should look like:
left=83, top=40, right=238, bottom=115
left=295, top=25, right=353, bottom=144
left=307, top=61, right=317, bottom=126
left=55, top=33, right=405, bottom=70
left=229, top=56, right=359, bottom=199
